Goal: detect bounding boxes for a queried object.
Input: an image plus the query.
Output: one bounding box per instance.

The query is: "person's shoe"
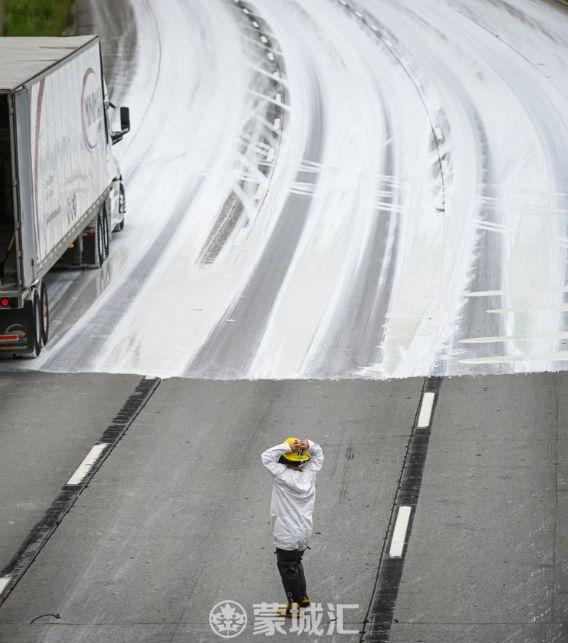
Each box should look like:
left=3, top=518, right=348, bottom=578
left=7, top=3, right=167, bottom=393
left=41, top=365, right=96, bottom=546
left=277, top=601, right=300, bottom=618
left=299, top=596, right=310, bottom=608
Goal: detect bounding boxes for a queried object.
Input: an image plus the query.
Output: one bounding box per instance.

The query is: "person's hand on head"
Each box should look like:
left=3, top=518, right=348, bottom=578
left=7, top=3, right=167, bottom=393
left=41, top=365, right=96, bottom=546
left=291, top=439, right=310, bottom=452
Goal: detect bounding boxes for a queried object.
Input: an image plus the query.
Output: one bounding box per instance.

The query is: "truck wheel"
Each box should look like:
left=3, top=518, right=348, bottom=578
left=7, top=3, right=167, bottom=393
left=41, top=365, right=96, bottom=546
left=82, top=208, right=109, bottom=268
left=102, top=210, right=110, bottom=259
left=119, top=182, right=126, bottom=214
left=97, top=212, right=105, bottom=265
left=114, top=182, right=126, bottom=232
left=24, top=290, right=42, bottom=357
left=39, top=280, right=49, bottom=346
left=33, top=292, right=42, bottom=355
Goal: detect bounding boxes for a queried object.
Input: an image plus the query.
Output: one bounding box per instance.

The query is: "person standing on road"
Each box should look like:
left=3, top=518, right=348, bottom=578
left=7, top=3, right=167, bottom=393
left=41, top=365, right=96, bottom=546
left=261, top=437, right=324, bottom=615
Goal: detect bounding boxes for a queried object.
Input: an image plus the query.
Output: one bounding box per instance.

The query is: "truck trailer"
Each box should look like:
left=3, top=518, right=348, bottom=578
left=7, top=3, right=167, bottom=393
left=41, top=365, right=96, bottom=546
left=0, top=36, right=130, bottom=357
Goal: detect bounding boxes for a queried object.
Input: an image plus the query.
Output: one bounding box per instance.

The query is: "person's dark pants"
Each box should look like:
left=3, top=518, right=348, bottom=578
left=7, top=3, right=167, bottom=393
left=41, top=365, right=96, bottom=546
left=276, top=548, right=307, bottom=603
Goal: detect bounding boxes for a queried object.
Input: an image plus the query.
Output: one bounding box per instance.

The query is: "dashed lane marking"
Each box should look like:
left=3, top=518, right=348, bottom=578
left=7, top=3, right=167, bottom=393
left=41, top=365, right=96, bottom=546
left=389, top=506, right=411, bottom=558
left=0, top=576, right=11, bottom=595
left=66, top=443, right=110, bottom=486
left=417, top=391, right=435, bottom=428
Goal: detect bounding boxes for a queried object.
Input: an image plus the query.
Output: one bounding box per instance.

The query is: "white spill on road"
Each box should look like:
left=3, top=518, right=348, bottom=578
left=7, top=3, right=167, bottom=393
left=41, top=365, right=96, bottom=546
left=4, top=0, right=568, bottom=379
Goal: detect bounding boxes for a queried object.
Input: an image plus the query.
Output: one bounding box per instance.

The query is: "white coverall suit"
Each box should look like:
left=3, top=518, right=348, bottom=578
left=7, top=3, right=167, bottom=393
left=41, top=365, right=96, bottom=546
left=261, top=440, right=324, bottom=602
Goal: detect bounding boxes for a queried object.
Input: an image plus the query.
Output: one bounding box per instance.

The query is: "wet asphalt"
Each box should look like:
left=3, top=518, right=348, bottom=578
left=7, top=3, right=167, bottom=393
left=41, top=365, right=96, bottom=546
left=0, top=373, right=566, bottom=642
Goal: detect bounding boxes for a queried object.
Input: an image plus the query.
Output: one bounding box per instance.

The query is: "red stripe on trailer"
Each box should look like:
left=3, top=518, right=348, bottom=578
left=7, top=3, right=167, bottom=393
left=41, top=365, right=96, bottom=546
left=0, top=335, right=21, bottom=342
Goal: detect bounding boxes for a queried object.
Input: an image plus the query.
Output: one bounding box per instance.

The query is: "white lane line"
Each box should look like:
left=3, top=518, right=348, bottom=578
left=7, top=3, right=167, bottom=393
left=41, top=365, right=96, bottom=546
left=389, top=506, right=411, bottom=557
left=273, top=117, right=281, bottom=131
left=275, top=92, right=282, bottom=103
left=266, top=146, right=275, bottom=163
left=260, top=35, right=268, bottom=44
left=267, top=52, right=275, bottom=61
left=252, top=20, right=259, bottom=28
left=0, top=575, right=11, bottom=594
left=417, top=391, right=435, bottom=428
left=66, top=443, right=109, bottom=486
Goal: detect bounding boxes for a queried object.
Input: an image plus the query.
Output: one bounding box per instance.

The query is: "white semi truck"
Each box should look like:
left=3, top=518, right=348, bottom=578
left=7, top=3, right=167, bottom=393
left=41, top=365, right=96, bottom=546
left=0, top=35, right=130, bottom=357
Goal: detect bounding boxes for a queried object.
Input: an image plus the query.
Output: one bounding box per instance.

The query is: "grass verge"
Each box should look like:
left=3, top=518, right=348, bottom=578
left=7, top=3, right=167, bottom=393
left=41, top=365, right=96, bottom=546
left=4, top=0, right=75, bottom=36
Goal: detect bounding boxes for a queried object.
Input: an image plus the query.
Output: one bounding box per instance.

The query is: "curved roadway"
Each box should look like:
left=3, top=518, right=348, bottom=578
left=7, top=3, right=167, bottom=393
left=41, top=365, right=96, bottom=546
left=3, top=0, right=568, bottom=379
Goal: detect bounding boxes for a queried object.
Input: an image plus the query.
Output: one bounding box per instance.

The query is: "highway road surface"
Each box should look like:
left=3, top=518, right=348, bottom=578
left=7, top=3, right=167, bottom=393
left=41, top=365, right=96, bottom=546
left=0, top=373, right=566, bottom=641
left=2, top=1, right=568, bottom=642
left=2, top=0, right=568, bottom=379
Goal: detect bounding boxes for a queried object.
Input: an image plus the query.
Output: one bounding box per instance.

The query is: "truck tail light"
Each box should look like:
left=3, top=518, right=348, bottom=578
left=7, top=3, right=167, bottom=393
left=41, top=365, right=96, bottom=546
left=0, top=297, right=18, bottom=309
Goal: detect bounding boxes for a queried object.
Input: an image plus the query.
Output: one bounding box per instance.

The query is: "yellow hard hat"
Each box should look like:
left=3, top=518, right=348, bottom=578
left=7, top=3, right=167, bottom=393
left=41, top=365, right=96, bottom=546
left=281, top=437, right=310, bottom=463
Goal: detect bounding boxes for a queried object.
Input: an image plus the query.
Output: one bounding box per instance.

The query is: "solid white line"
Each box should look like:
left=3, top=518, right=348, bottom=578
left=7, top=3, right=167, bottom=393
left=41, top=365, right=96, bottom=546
left=417, top=391, right=435, bottom=428
left=0, top=575, right=11, bottom=594
left=389, top=506, right=411, bottom=557
left=67, top=443, right=109, bottom=486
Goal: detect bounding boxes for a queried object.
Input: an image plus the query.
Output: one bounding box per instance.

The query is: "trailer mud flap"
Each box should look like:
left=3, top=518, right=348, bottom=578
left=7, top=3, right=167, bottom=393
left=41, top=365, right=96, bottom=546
left=0, top=307, right=32, bottom=354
